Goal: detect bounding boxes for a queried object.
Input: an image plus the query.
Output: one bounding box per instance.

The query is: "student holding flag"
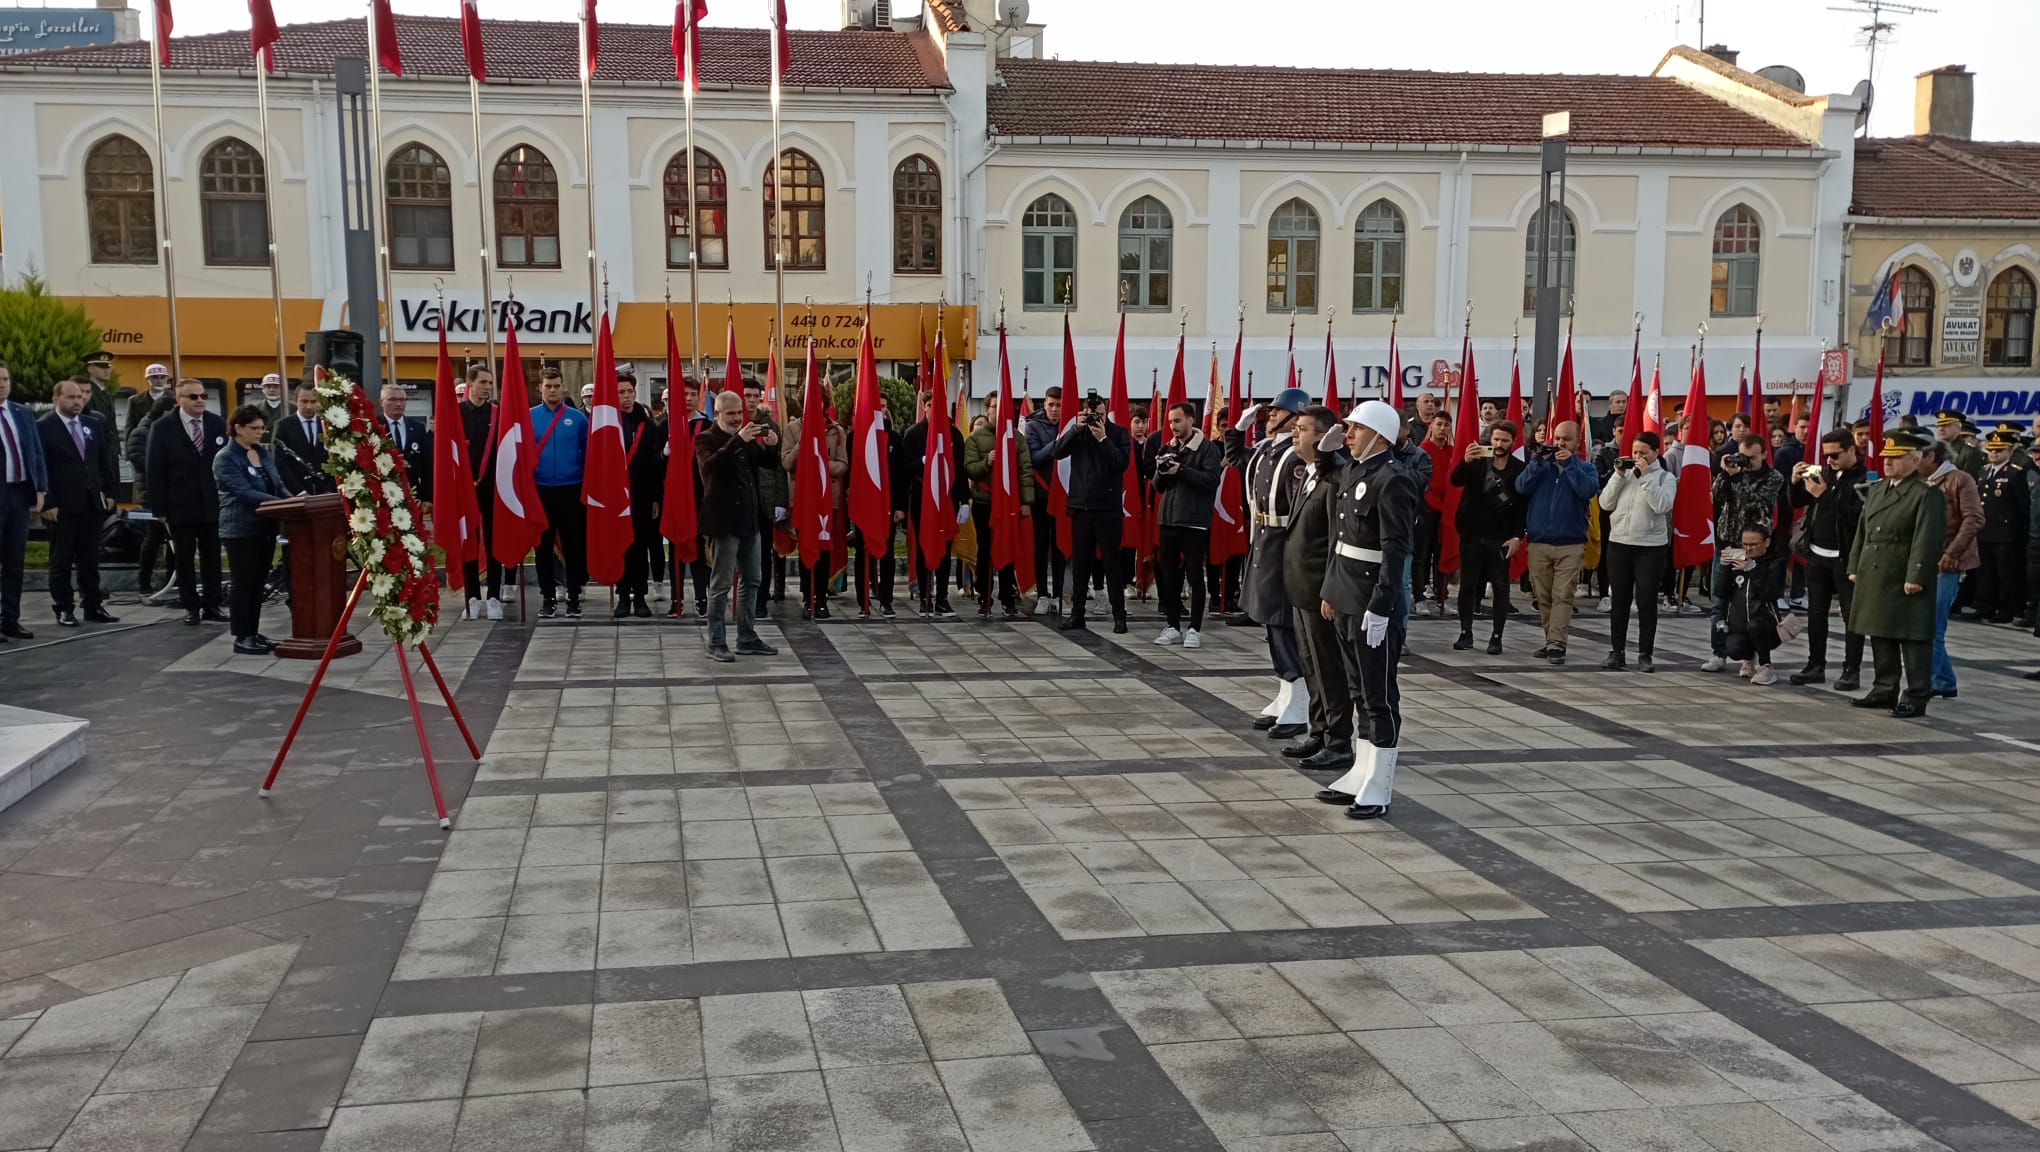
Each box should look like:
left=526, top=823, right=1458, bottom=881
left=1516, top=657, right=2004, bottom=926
left=898, top=388, right=965, bottom=618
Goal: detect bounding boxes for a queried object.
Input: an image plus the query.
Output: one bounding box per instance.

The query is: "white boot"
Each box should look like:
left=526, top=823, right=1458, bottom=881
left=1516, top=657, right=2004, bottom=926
left=1277, top=678, right=1311, bottom=726
left=1262, top=680, right=1291, bottom=719
left=1328, top=745, right=1399, bottom=813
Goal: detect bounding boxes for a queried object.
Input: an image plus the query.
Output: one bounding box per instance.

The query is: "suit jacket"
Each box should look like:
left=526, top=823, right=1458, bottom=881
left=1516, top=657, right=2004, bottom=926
left=37, top=411, right=118, bottom=515
left=274, top=411, right=331, bottom=494
left=145, top=409, right=228, bottom=523
left=0, top=400, right=48, bottom=493
left=385, top=414, right=431, bottom=497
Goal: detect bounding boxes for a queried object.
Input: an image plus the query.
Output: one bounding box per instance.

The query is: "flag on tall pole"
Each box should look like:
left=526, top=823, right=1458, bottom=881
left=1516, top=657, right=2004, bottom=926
left=920, top=339, right=957, bottom=574
left=1014, top=370, right=1037, bottom=596
left=1284, top=312, right=1298, bottom=394
left=771, top=0, right=790, bottom=74
left=580, top=0, right=599, bottom=74
left=460, top=0, right=486, bottom=80
left=1505, top=337, right=1529, bottom=581
left=1386, top=314, right=1403, bottom=409
left=1323, top=314, right=1340, bottom=411
left=152, top=0, right=173, bottom=63
left=722, top=309, right=741, bottom=408
left=491, top=322, right=547, bottom=568
left=432, top=308, right=485, bottom=585
left=792, top=335, right=833, bottom=571
left=370, top=0, right=403, bottom=73
left=1750, top=324, right=1772, bottom=461
left=583, top=313, right=632, bottom=586
left=988, top=320, right=1024, bottom=579
left=1622, top=322, right=1646, bottom=448
left=1552, top=316, right=1577, bottom=438
left=1644, top=356, right=1664, bottom=435
left=849, top=314, right=891, bottom=551
left=672, top=0, right=706, bottom=88
left=1736, top=365, right=1750, bottom=419
left=1048, top=312, right=1076, bottom=556
left=1805, top=348, right=1826, bottom=442
left=1439, top=326, right=1479, bottom=575
left=248, top=0, right=278, bottom=70
left=660, top=310, right=699, bottom=566
left=1866, top=342, right=1887, bottom=468
left=1210, top=315, right=1248, bottom=571
left=1107, top=312, right=1140, bottom=533
left=1671, top=347, right=1715, bottom=571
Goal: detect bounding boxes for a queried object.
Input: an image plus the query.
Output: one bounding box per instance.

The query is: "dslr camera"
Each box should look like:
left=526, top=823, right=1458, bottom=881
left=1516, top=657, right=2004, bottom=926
left=1080, top=390, right=1106, bottom=427
left=1720, top=450, right=1749, bottom=471
left=1532, top=442, right=1560, bottom=460
left=1156, top=450, right=1181, bottom=474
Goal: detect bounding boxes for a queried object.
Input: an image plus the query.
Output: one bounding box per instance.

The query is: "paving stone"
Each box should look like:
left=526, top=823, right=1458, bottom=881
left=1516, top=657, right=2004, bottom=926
left=103, top=1002, right=263, bottom=1092
left=1111, top=882, right=1232, bottom=936
left=1908, top=995, right=2040, bottom=1071
left=1145, top=1038, right=1325, bottom=1138
left=690, top=905, right=789, bottom=963
left=392, top=918, right=505, bottom=981
left=1445, top=1021, right=1650, bottom=1112
left=933, top=1054, right=1093, bottom=1152
left=323, top=1099, right=463, bottom=1152
left=468, top=1005, right=591, bottom=1096
left=701, top=991, right=815, bottom=1078
left=780, top=900, right=882, bottom=956
left=1253, top=1032, right=1435, bottom=1132
left=706, top=1070, right=840, bottom=1152
left=415, top=869, right=518, bottom=922
left=1770, top=934, right=1966, bottom=1000
left=1330, top=1123, right=1466, bottom=1152
left=159, top=943, right=300, bottom=1011
left=1448, top=1115, right=1592, bottom=1152
left=495, top=913, right=598, bottom=974
left=1689, top=938, right=1878, bottom=1005
left=902, top=980, right=1031, bottom=1060
left=0, top=1051, right=119, bottom=1149
left=597, top=909, right=692, bottom=969
left=341, top=1012, right=483, bottom=1105
left=450, top=1089, right=586, bottom=1152
left=1528, top=948, right=1703, bottom=1016
left=1762, top=1094, right=1948, bottom=1152
left=822, top=1063, right=970, bottom=1152
left=685, top=859, right=775, bottom=907
left=1350, top=1027, right=1543, bottom=1123
left=509, top=866, right=603, bottom=916
left=590, top=999, right=705, bottom=1087
left=1271, top=960, right=1433, bottom=1032
left=1442, top=951, right=1616, bottom=1021
left=1093, top=969, right=1241, bottom=1044
left=1538, top=1017, right=1749, bottom=1108
left=50, top=1086, right=213, bottom=1152
left=802, top=985, right=925, bottom=1068
left=600, top=862, right=689, bottom=911
left=1659, top=1100, right=1839, bottom=1152
left=9, top=974, right=177, bottom=1056
left=1848, top=929, right=2040, bottom=996
left=1353, top=957, right=1526, bottom=1027
left=586, top=1080, right=713, bottom=1152
left=1631, top=1013, right=1844, bottom=1101
left=1558, top=1107, right=1719, bottom=1152
left=203, top=1033, right=361, bottom=1135
left=1816, top=999, right=2037, bottom=1084
left=765, top=855, right=860, bottom=903
left=1184, top=964, right=1337, bottom=1037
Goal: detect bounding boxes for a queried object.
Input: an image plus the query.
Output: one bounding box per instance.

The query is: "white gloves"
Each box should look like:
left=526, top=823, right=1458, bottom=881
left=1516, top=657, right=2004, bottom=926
left=1234, top=403, right=1263, bottom=433
left=772, top=506, right=787, bottom=522
left=1317, top=427, right=1347, bottom=454
left=1362, top=610, right=1389, bottom=648
left=955, top=505, right=971, bottom=526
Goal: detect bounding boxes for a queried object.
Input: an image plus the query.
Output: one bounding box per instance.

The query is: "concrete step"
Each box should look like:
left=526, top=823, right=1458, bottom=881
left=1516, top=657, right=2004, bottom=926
left=0, top=703, right=90, bottom=814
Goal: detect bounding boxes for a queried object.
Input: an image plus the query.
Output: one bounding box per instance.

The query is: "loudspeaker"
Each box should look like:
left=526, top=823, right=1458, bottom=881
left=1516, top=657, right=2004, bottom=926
left=304, top=330, right=366, bottom=382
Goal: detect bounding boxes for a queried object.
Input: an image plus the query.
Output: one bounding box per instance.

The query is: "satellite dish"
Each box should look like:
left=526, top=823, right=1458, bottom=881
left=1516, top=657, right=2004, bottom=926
left=1851, top=79, right=1875, bottom=130
left=1000, top=0, right=1030, bottom=25
left=1756, top=64, right=1806, bottom=93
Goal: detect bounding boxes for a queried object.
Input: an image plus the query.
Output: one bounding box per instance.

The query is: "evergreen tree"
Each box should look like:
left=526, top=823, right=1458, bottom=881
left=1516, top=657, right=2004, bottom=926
left=0, top=272, right=102, bottom=404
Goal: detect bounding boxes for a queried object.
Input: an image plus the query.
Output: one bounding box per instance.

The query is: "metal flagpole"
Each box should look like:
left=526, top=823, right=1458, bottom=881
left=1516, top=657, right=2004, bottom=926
left=683, top=3, right=703, bottom=386
left=578, top=3, right=599, bottom=328
left=769, top=0, right=786, bottom=423
left=364, top=0, right=398, bottom=389
left=469, top=76, right=498, bottom=381
left=255, top=56, right=287, bottom=385
left=147, top=23, right=183, bottom=381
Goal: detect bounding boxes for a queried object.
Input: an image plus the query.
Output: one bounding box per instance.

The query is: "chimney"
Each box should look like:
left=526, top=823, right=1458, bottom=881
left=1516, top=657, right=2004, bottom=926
left=1702, top=44, right=1739, bottom=67
left=1915, top=65, right=1974, bottom=140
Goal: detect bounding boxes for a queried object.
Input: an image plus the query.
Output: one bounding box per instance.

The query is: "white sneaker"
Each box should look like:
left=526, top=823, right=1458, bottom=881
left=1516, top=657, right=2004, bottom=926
left=468, top=596, right=484, bottom=620
left=1035, top=596, right=1052, bottom=616
left=1738, top=660, right=1754, bottom=679
left=485, top=597, right=504, bottom=621
left=1156, top=627, right=1182, bottom=646
left=1183, top=629, right=1202, bottom=649
left=1700, top=655, right=1727, bottom=672
left=1752, top=665, right=1777, bottom=686
left=1597, top=596, right=1611, bottom=613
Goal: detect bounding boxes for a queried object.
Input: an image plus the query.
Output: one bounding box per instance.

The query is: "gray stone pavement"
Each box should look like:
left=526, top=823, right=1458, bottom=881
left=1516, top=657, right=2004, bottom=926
left=2, top=586, right=2040, bottom=1152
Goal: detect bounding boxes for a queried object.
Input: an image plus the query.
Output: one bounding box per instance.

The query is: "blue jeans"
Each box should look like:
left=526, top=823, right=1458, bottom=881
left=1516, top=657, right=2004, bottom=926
left=1931, top=570, right=1961, bottom=692
left=1709, top=557, right=1734, bottom=657
left=706, top=532, right=763, bottom=651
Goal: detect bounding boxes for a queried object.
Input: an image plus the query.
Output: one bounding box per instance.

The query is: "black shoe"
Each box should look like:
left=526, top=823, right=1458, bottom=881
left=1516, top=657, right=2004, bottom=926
left=1930, top=687, right=1957, bottom=699
left=200, top=607, right=229, bottom=624
left=666, top=604, right=686, bottom=619
left=1601, top=651, right=1624, bottom=670
left=1546, top=647, right=1567, bottom=665
left=183, top=610, right=201, bottom=626
left=1486, top=635, right=1504, bottom=656
left=1852, top=694, right=1898, bottom=710
left=1300, top=745, right=1355, bottom=771
left=935, top=600, right=957, bottom=619
left=614, top=599, right=632, bottom=619
left=1891, top=700, right=1929, bottom=719
left=1452, top=632, right=1474, bottom=651
left=1834, top=669, right=1861, bottom=692
left=2025, top=669, right=2040, bottom=681
left=565, top=601, right=583, bottom=619
left=1282, top=737, right=1325, bottom=760
left=1002, top=606, right=1022, bottom=621
left=881, top=603, right=896, bottom=619
left=978, top=601, right=993, bottom=619
left=696, top=600, right=708, bottom=617
left=1789, top=664, right=1826, bottom=686
left=54, top=609, right=79, bottom=628
left=1638, top=654, right=1654, bottom=674
left=1111, top=617, right=1128, bottom=635
left=83, top=608, right=118, bottom=624
left=1225, top=612, right=1253, bottom=627
left=1268, top=723, right=1308, bottom=740
left=1, top=621, right=34, bottom=640
left=540, top=600, right=559, bottom=619
left=1315, top=789, right=1356, bottom=805
left=1251, top=715, right=1277, bottom=731
left=633, top=598, right=653, bottom=619
left=232, top=637, right=272, bottom=655
left=1060, top=615, right=1087, bottom=632
left=250, top=634, right=277, bottom=651
left=1346, top=804, right=1391, bottom=821
left=734, top=638, right=778, bottom=657
left=858, top=607, right=873, bottom=620
left=1531, top=645, right=1553, bottom=659
left=706, top=646, right=736, bottom=663
left=815, top=606, right=832, bottom=620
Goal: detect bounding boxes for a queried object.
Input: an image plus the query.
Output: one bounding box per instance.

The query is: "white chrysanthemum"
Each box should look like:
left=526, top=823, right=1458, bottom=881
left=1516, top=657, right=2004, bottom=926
left=391, top=508, right=413, bottom=532
left=365, top=540, right=386, bottom=565
left=371, top=574, right=396, bottom=598
left=404, top=534, right=426, bottom=555
left=323, top=405, right=350, bottom=430
left=338, top=473, right=366, bottom=497
left=380, top=481, right=404, bottom=503
left=374, top=453, right=395, bottom=474
left=349, top=508, right=375, bottom=533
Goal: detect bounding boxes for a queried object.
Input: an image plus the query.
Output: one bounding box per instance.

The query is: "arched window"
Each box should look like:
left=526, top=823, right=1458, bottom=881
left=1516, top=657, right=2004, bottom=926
left=1523, top=204, right=1577, bottom=314
left=893, top=155, right=941, bottom=274
left=387, top=143, right=453, bottom=271
left=1267, top=198, right=1320, bottom=313
left=494, top=145, right=560, bottom=269
left=1352, top=199, right=1404, bottom=313
left=1885, top=265, right=1936, bottom=367
left=1985, top=268, right=2036, bottom=367
left=1021, top=192, right=1076, bottom=309
left=199, top=138, right=268, bottom=267
left=663, top=149, right=728, bottom=269
left=85, top=134, right=156, bottom=264
left=1117, top=196, right=1172, bottom=311
left=763, top=149, right=825, bottom=270
left=1710, top=204, right=1761, bottom=317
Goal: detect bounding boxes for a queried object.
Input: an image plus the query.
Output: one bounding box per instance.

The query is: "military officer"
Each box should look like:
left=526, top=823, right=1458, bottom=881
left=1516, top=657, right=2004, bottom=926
left=1975, top=428, right=2030, bottom=623
left=1225, top=386, right=1315, bottom=739
left=1312, top=400, right=1417, bottom=821
left=1848, top=427, right=1946, bottom=718
left=79, top=352, right=119, bottom=430
left=255, top=374, right=290, bottom=443
left=1934, top=410, right=1985, bottom=476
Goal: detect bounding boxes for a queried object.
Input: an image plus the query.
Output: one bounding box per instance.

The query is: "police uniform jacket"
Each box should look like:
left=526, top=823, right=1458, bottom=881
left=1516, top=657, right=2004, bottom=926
left=1978, top=461, right=2030, bottom=546
left=1281, top=455, right=1337, bottom=610
left=1224, top=428, right=1308, bottom=623
left=1319, top=447, right=1417, bottom=619
left=1846, top=475, right=1947, bottom=643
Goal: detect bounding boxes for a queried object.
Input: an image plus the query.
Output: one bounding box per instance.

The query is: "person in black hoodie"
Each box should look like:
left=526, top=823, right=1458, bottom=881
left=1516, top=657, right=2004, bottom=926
left=1048, top=391, right=1132, bottom=632
left=1787, top=428, right=1867, bottom=688
left=1448, top=420, right=1527, bottom=654
left=615, top=374, right=667, bottom=619
left=895, top=390, right=967, bottom=618
left=1724, top=522, right=1787, bottom=685
left=1150, top=401, right=1223, bottom=646
left=458, top=366, right=504, bottom=619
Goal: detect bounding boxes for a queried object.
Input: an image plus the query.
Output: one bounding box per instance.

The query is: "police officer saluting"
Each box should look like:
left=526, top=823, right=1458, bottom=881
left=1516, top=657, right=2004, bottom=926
left=1312, top=400, right=1418, bottom=820
left=1225, top=387, right=1314, bottom=739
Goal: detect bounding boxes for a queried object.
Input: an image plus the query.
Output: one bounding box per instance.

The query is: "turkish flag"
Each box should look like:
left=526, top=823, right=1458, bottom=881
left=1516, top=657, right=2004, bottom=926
left=660, top=312, right=700, bottom=566
left=582, top=313, right=632, bottom=585
left=1866, top=345, right=1887, bottom=469
left=1209, top=320, right=1248, bottom=566
left=919, top=347, right=957, bottom=573
left=723, top=311, right=743, bottom=410
left=370, top=0, right=402, bottom=75
left=1504, top=354, right=1529, bottom=581
left=490, top=323, right=546, bottom=568
left=672, top=0, right=706, bottom=89
left=849, top=316, right=891, bottom=549
left=1012, top=373, right=1036, bottom=596
left=151, top=0, right=172, bottom=64
left=1622, top=341, right=1646, bottom=449
left=988, top=325, right=1024, bottom=576
left=1046, top=315, right=1076, bottom=556
left=431, top=315, right=484, bottom=586
left=247, top=0, right=278, bottom=71
left=1750, top=330, right=1772, bottom=462
left=1671, top=357, right=1716, bottom=571
left=1644, top=357, right=1664, bottom=435
left=580, top=0, right=599, bottom=77
left=770, top=0, right=790, bottom=79
left=1386, top=322, right=1403, bottom=410
left=1736, top=365, right=1750, bottom=422
left=791, top=338, right=834, bottom=571
left=1551, top=328, right=1576, bottom=441
left=1439, top=334, right=1480, bottom=575
left=1324, top=326, right=1340, bottom=411
left=460, top=0, right=487, bottom=81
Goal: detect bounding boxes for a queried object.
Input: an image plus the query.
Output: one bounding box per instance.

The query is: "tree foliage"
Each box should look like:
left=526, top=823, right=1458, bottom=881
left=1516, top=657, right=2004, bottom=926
left=0, top=272, right=102, bottom=403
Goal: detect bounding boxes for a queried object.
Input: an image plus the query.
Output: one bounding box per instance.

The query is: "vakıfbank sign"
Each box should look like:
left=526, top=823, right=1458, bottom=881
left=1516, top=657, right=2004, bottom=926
left=0, top=8, right=119, bottom=55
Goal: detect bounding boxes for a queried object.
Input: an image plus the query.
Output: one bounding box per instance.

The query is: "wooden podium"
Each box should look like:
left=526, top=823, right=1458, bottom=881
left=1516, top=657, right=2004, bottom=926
left=259, top=492, right=363, bottom=660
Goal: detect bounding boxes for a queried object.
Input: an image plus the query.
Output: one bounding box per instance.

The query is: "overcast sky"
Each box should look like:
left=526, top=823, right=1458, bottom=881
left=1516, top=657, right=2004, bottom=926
left=142, top=0, right=2039, bottom=140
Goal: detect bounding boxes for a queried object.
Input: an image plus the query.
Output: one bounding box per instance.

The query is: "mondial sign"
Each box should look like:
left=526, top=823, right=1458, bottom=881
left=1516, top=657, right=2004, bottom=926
left=1857, top=381, right=2040, bottom=422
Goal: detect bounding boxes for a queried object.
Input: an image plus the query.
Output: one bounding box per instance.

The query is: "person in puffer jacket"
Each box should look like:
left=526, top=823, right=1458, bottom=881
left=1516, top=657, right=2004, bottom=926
left=1597, top=431, right=1677, bottom=671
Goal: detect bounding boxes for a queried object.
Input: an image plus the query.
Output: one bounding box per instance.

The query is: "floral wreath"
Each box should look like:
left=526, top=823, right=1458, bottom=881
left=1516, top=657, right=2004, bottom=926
left=314, top=366, right=440, bottom=645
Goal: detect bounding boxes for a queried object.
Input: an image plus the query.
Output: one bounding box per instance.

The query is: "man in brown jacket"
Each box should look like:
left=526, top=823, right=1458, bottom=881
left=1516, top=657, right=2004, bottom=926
left=1924, top=439, right=1981, bottom=698
left=782, top=407, right=848, bottom=619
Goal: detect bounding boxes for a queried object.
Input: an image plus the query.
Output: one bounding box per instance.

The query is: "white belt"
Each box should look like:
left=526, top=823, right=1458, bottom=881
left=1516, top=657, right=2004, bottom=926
left=1335, top=543, right=1383, bottom=562
left=1810, top=544, right=1841, bottom=559
left=1254, top=512, right=1290, bottom=528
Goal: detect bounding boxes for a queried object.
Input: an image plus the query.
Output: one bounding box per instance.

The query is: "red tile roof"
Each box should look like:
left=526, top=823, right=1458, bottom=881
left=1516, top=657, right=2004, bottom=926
left=923, top=1, right=971, bottom=33
left=987, top=57, right=1814, bottom=151
left=1852, top=136, right=2040, bottom=219
left=0, top=15, right=950, bottom=90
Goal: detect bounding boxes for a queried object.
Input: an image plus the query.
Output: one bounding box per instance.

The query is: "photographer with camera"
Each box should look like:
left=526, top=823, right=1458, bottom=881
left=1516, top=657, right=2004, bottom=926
left=1048, top=389, right=1133, bottom=633
left=1597, top=432, right=1676, bottom=671
left=1449, top=420, right=1527, bottom=655
left=1701, top=433, right=1783, bottom=672
left=697, top=391, right=782, bottom=662
left=1024, top=386, right=1065, bottom=614
left=1787, top=429, right=1867, bottom=688
left=1514, top=420, right=1599, bottom=664
left=1150, top=402, right=1222, bottom=647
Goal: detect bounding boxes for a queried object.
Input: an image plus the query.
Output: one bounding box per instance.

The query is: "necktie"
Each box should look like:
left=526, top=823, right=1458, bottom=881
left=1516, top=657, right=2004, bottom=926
left=190, top=417, right=204, bottom=453
left=306, top=418, right=318, bottom=447
left=0, top=407, right=19, bottom=484
left=69, top=417, right=85, bottom=459
left=393, top=421, right=405, bottom=451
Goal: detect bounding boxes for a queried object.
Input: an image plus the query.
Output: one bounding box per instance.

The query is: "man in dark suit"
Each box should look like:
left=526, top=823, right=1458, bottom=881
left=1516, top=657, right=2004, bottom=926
left=145, top=378, right=228, bottom=624
left=0, top=362, right=50, bottom=640
left=37, top=378, right=120, bottom=627
left=379, top=383, right=431, bottom=498
left=274, top=382, right=331, bottom=495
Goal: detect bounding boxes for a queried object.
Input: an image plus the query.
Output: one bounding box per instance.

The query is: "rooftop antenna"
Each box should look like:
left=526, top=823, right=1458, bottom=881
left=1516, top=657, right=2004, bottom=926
left=1827, top=0, right=1938, bottom=94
